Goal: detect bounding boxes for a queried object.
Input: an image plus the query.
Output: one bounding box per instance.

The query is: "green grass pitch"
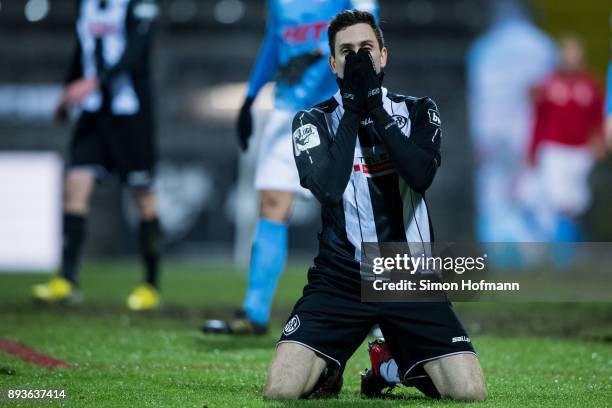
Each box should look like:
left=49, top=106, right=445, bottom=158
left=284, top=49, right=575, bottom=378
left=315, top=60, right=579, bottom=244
left=0, top=261, right=610, bottom=407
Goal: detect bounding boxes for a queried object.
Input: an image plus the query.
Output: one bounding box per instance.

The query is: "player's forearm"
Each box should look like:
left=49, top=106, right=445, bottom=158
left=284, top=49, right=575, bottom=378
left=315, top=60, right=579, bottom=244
left=301, top=111, right=360, bottom=204
left=246, top=29, right=279, bottom=98
left=370, top=107, right=439, bottom=192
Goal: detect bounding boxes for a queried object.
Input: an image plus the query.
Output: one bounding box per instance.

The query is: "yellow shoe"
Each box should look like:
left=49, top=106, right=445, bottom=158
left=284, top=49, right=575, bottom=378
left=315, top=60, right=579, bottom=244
left=126, top=284, right=160, bottom=311
left=32, top=276, right=83, bottom=304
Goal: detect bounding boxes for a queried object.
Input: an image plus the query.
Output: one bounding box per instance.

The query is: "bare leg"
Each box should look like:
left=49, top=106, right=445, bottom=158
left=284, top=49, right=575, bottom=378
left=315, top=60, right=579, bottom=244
left=264, top=342, right=327, bottom=400
left=64, top=169, right=95, bottom=214
left=260, top=190, right=293, bottom=222
left=423, top=353, right=486, bottom=401
left=133, top=188, right=158, bottom=221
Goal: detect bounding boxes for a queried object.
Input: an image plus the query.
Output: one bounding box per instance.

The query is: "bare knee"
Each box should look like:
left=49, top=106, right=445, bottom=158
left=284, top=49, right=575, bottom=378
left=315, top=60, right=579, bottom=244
left=264, top=343, right=326, bottom=400
left=445, top=381, right=487, bottom=402
left=64, top=170, right=95, bottom=213
left=424, top=354, right=487, bottom=402
left=260, top=190, right=293, bottom=221
left=264, top=360, right=304, bottom=400
left=264, top=383, right=301, bottom=400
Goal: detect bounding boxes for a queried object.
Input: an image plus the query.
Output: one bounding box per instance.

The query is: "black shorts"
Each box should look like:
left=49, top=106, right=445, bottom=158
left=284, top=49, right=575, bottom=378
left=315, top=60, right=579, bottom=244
left=278, top=266, right=475, bottom=380
left=69, top=108, right=156, bottom=189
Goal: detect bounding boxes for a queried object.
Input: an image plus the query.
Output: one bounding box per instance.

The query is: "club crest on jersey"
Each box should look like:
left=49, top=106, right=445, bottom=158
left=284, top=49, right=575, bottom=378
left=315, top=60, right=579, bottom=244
left=283, top=315, right=300, bottom=336
left=392, top=115, right=408, bottom=129
left=293, top=124, right=320, bottom=156
left=428, top=109, right=441, bottom=126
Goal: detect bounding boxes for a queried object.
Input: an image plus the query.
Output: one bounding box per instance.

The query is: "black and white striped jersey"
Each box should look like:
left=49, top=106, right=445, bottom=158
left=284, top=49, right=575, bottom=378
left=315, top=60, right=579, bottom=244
left=292, top=88, right=442, bottom=273
left=66, top=0, right=158, bottom=115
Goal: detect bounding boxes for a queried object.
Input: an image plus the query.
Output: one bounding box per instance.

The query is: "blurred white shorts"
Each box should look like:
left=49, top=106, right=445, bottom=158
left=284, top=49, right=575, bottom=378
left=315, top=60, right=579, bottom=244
left=254, top=109, right=308, bottom=194
left=538, top=142, right=595, bottom=216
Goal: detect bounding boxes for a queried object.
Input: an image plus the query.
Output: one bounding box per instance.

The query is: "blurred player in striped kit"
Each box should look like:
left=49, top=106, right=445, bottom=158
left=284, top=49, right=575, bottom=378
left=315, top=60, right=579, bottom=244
left=202, top=0, right=378, bottom=335
left=32, top=0, right=162, bottom=310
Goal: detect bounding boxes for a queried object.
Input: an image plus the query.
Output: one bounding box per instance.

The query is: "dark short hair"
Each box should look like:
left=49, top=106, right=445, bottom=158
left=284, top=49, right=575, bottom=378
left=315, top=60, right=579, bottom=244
left=328, top=10, right=384, bottom=56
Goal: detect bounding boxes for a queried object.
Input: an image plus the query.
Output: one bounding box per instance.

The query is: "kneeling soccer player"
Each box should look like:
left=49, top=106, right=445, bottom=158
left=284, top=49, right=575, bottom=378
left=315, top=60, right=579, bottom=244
left=264, top=10, right=486, bottom=401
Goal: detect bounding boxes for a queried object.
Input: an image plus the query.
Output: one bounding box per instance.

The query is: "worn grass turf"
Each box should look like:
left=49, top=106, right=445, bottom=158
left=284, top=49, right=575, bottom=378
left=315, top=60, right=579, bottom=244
left=0, top=261, right=610, bottom=407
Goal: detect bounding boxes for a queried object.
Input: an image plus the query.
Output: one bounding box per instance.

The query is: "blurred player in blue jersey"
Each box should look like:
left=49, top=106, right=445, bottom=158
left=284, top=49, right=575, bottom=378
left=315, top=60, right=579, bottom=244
left=606, top=12, right=612, bottom=149
left=467, top=0, right=557, bottom=245
left=203, top=0, right=378, bottom=335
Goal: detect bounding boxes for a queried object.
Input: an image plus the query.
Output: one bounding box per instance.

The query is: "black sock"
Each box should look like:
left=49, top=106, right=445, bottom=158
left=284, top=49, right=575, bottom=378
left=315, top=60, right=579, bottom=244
left=139, top=218, right=161, bottom=289
left=61, top=213, right=87, bottom=286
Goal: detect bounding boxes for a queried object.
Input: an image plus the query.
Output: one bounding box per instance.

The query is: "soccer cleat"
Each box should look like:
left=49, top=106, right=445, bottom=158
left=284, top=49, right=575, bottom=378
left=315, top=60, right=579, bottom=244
left=361, top=339, right=395, bottom=397
left=309, top=365, right=344, bottom=399
left=201, top=310, right=268, bottom=335
left=32, top=276, right=83, bottom=305
left=126, top=284, right=160, bottom=311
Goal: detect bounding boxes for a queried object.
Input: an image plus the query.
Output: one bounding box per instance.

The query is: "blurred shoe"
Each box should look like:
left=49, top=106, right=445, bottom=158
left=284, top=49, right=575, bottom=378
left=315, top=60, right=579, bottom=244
left=361, top=339, right=395, bottom=397
left=126, top=284, right=160, bottom=311
left=201, top=310, right=268, bottom=335
left=32, top=276, right=83, bottom=305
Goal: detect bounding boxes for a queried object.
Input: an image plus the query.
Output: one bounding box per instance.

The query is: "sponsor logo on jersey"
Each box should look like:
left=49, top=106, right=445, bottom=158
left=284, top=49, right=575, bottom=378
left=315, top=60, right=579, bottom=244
left=354, top=148, right=396, bottom=178
left=452, top=336, right=471, bottom=343
left=283, top=315, right=300, bottom=336
left=367, top=88, right=380, bottom=97
left=428, top=109, right=441, bottom=126
left=282, top=21, right=328, bottom=44
left=88, top=22, right=120, bottom=35
left=392, top=115, right=408, bottom=129
left=293, top=123, right=320, bottom=156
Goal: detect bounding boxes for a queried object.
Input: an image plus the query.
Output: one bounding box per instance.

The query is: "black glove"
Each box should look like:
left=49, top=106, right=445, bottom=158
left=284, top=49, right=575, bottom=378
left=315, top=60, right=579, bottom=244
left=337, top=51, right=366, bottom=115
left=357, top=48, right=383, bottom=112
left=237, top=97, right=254, bottom=151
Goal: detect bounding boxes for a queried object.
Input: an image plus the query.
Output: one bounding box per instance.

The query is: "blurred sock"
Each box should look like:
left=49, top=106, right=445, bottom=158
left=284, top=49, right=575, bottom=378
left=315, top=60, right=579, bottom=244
left=553, top=215, right=582, bottom=270
left=61, top=213, right=86, bottom=286
left=554, top=215, right=583, bottom=242
left=139, top=218, right=161, bottom=289
left=243, top=219, right=288, bottom=325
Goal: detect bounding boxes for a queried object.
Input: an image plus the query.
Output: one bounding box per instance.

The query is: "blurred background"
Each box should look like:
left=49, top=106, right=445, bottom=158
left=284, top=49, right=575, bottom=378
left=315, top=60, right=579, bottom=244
left=0, top=0, right=610, bottom=271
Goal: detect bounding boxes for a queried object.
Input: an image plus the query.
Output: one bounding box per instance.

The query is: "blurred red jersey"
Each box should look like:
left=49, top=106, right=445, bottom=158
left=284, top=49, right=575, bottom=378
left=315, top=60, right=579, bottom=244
left=528, top=71, right=604, bottom=163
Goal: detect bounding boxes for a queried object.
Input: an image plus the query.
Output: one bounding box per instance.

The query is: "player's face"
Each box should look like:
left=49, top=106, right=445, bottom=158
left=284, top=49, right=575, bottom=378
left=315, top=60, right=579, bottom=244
left=329, top=23, right=387, bottom=78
